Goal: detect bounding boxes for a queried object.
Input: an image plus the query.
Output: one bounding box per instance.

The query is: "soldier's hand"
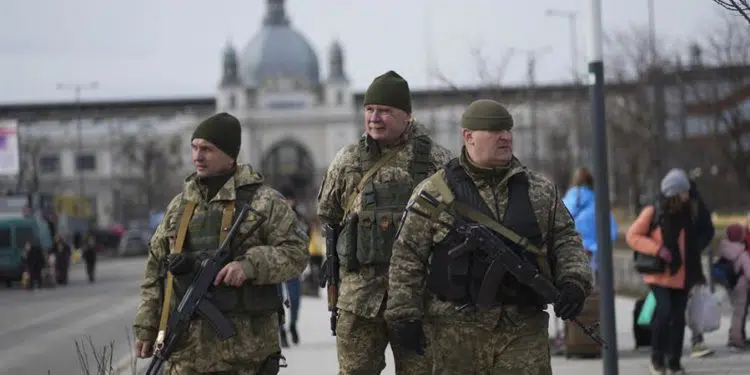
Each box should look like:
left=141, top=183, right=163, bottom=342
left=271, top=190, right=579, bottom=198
left=214, top=261, right=247, bottom=287
left=389, top=320, right=427, bottom=355
left=135, top=340, right=153, bottom=358
left=554, top=282, right=586, bottom=320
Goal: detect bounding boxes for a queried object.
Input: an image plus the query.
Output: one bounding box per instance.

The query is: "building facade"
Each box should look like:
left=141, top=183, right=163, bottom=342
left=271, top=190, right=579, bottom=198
left=2, top=0, right=748, bottom=229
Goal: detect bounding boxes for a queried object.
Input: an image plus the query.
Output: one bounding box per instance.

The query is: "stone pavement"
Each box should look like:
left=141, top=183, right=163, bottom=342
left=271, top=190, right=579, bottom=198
left=123, top=292, right=750, bottom=375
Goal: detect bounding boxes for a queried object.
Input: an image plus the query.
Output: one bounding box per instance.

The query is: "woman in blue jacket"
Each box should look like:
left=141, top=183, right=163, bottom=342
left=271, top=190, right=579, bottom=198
left=562, top=168, right=619, bottom=279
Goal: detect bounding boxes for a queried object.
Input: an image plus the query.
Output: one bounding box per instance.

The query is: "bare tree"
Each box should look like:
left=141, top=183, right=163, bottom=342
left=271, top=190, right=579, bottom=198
left=681, top=14, right=750, bottom=193
left=15, top=136, right=49, bottom=193
left=713, top=0, right=750, bottom=24
left=543, top=128, right=573, bottom=188
left=118, top=133, right=183, bottom=218
left=602, top=26, right=680, bottom=213
left=432, top=45, right=517, bottom=99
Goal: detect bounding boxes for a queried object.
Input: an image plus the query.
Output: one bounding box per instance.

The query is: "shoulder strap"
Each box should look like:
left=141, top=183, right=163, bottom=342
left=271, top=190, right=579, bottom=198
left=409, top=135, right=433, bottom=183
left=649, top=198, right=663, bottom=233
left=235, top=184, right=261, bottom=210
left=343, top=141, right=404, bottom=218
left=156, top=200, right=196, bottom=344
left=424, top=160, right=552, bottom=279
left=442, top=158, right=497, bottom=220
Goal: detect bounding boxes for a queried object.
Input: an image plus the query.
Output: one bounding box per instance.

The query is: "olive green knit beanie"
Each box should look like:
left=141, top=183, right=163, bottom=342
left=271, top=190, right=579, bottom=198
left=363, top=70, right=412, bottom=113
left=460, top=99, right=514, bottom=131
left=191, top=112, right=242, bottom=160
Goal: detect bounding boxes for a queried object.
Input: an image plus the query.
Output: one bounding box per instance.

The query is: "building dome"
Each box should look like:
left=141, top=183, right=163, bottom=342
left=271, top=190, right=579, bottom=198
left=238, top=0, right=320, bottom=87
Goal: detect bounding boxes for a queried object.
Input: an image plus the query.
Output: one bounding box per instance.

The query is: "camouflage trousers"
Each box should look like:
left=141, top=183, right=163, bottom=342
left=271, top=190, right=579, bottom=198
left=164, top=355, right=282, bottom=375
left=430, top=310, right=551, bottom=375
left=336, top=309, right=432, bottom=375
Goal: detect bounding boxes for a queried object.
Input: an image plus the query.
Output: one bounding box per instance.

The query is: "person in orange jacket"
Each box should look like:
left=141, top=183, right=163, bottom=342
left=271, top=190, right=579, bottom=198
left=627, top=168, right=697, bottom=375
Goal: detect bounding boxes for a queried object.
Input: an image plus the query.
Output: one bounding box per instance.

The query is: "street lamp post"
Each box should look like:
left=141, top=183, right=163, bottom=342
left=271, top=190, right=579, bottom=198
left=56, top=82, right=98, bottom=201
left=545, top=9, right=579, bottom=81
left=588, top=0, right=619, bottom=373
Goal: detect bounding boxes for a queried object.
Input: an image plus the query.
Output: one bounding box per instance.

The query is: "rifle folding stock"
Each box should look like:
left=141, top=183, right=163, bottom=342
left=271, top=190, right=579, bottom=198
left=146, top=204, right=263, bottom=375
left=417, top=191, right=609, bottom=349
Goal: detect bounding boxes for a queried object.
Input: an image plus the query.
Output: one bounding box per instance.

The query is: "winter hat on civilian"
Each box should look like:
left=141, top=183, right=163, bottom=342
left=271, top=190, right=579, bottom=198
left=660, top=168, right=690, bottom=198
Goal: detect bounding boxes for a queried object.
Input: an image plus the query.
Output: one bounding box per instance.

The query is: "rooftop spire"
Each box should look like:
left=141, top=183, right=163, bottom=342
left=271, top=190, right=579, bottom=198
left=264, top=0, right=289, bottom=26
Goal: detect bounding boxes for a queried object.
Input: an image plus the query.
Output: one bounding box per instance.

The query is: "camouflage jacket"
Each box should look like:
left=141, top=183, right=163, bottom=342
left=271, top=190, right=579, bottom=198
left=384, top=151, right=593, bottom=329
left=317, top=121, right=454, bottom=318
left=133, top=164, right=309, bottom=371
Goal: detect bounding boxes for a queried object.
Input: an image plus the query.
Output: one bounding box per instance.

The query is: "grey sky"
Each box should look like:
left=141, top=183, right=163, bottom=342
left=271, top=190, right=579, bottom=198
left=0, top=0, right=732, bottom=104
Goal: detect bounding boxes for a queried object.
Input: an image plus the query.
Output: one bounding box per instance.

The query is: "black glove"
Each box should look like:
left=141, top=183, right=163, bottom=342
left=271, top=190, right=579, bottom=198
left=553, top=282, right=586, bottom=320
left=167, top=253, right=194, bottom=276
left=390, top=320, right=427, bottom=355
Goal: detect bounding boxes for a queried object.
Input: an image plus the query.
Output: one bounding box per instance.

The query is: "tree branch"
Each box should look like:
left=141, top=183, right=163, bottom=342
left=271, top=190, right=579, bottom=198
left=713, top=0, right=750, bottom=24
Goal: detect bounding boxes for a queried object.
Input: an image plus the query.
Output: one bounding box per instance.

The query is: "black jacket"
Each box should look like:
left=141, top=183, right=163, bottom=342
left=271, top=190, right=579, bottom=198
left=685, top=179, right=715, bottom=287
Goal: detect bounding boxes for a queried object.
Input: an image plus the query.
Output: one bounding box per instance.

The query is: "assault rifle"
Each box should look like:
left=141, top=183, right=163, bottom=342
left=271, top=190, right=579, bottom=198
left=146, top=204, right=262, bottom=375
left=416, top=191, right=608, bottom=349
left=320, top=222, right=341, bottom=336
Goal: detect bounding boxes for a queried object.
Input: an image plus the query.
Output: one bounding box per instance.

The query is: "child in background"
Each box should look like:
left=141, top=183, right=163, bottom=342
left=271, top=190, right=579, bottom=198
left=718, top=224, right=750, bottom=349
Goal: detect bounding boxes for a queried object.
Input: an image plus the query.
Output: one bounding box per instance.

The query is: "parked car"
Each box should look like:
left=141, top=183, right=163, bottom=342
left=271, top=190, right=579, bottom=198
left=117, top=229, right=150, bottom=257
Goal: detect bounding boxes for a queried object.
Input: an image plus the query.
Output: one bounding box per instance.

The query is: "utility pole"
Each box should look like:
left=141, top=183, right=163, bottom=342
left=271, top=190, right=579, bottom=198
left=546, top=9, right=585, bottom=169
left=545, top=9, right=579, bottom=81
left=588, top=0, right=619, bottom=373
left=519, top=47, right=552, bottom=171
left=647, top=0, right=666, bottom=195
left=56, top=82, right=99, bottom=201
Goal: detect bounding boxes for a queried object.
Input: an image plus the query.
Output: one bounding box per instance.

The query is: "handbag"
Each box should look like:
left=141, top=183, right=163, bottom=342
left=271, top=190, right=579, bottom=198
left=633, top=251, right=666, bottom=274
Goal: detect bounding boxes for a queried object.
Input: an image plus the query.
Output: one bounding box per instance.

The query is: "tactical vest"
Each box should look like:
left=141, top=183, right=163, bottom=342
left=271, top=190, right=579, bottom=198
left=171, top=184, right=282, bottom=315
left=339, top=135, right=433, bottom=270
left=426, top=158, right=554, bottom=307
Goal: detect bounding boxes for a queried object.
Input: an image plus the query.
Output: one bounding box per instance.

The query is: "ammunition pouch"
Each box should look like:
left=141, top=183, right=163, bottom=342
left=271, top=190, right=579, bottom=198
left=336, top=214, right=360, bottom=272
left=345, top=134, right=433, bottom=269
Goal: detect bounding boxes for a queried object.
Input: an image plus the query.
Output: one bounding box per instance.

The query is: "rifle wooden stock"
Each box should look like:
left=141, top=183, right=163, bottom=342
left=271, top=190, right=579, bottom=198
left=321, top=222, right=340, bottom=335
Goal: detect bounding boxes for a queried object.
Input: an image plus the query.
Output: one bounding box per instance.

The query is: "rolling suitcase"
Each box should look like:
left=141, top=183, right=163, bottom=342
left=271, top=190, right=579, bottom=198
left=564, top=288, right=602, bottom=358
left=633, top=296, right=652, bottom=349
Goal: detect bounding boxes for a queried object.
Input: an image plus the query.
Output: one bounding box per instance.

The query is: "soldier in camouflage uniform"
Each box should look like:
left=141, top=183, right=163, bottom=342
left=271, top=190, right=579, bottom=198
left=133, top=113, right=309, bottom=375
left=384, top=99, right=593, bottom=375
left=317, top=70, right=453, bottom=374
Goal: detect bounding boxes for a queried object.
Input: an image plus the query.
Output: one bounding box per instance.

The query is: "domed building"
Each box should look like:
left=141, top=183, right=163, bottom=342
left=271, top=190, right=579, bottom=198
left=216, top=0, right=356, bottom=198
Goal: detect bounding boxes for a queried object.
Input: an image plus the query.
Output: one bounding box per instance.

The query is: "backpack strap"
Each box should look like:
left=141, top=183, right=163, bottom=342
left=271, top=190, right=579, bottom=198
left=409, top=135, right=433, bottom=183
left=649, top=198, right=663, bottom=234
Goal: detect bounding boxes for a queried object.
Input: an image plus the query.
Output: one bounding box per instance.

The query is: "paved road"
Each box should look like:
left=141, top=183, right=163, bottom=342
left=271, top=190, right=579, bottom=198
left=0, top=256, right=146, bottom=375
left=120, top=290, right=750, bottom=375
